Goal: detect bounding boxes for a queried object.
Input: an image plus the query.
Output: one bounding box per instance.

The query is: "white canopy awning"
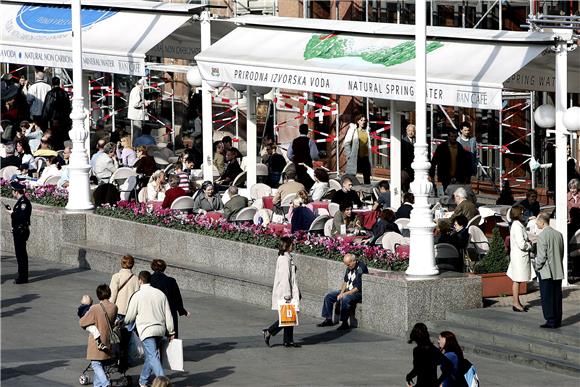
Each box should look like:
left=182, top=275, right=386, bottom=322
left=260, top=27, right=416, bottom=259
left=0, top=1, right=203, bottom=76
left=195, top=16, right=553, bottom=110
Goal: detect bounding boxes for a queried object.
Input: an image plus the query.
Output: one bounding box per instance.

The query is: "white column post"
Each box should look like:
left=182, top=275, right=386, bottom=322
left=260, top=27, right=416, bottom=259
left=390, top=100, right=402, bottom=207
left=66, top=0, right=93, bottom=211
left=554, top=36, right=569, bottom=286
left=406, top=0, right=438, bottom=276
left=246, top=86, right=257, bottom=189
left=200, top=9, right=213, bottom=182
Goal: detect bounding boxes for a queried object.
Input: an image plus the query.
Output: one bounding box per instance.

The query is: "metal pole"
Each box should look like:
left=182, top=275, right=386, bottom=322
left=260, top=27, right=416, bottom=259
left=461, top=0, right=466, bottom=28
left=111, top=74, right=115, bottom=133
left=171, top=78, right=175, bottom=153
left=246, top=86, right=257, bottom=189
left=555, top=36, right=569, bottom=286
left=201, top=9, right=214, bottom=182
left=66, top=0, right=93, bottom=211
left=406, top=0, right=438, bottom=276
left=499, top=0, right=503, bottom=30
left=272, top=89, right=277, bottom=143
left=336, top=100, right=340, bottom=175
left=499, top=101, right=503, bottom=189
left=530, top=91, right=536, bottom=188
left=303, top=0, right=308, bottom=18
left=235, top=91, right=240, bottom=142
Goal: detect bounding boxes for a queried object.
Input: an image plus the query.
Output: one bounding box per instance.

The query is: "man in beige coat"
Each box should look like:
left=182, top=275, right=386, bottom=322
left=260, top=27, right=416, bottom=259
left=80, top=284, right=118, bottom=387
left=534, top=213, right=565, bottom=329
left=272, top=168, right=305, bottom=206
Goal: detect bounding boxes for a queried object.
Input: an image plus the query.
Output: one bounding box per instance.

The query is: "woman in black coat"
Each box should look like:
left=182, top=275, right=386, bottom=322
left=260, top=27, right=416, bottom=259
left=406, top=323, right=451, bottom=387
left=150, top=259, right=189, bottom=338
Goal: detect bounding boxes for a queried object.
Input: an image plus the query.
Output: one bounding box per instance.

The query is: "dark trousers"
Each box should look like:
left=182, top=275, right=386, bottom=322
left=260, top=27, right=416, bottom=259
left=267, top=320, right=294, bottom=344
left=538, top=274, right=563, bottom=327
left=357, top=157, right=371, bottom=184
left=13, top=228, right=29, bottom=281
left=321, top=290, right=362, bottom=322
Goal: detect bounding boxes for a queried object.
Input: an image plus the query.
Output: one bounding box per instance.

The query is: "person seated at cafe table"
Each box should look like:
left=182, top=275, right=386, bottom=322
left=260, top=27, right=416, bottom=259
left=309, top=168, right=330, bottom=202
left=272, top=168, right=305, bottom=206
left=395, top=192, right=414, bottom=219
left=372, top=180, right=391, bottom=211
left=449, top=187, right=478, bottom=223
left=290, top=197, right=317, bottom=233
left=147, top=170, right=166, bottom=202
left=193, top=181, right=224, bottom=213
left=332, top=202, right=362, bottom=236
left=517, top=189, right=541, bottom=221
left=287, top=190, right=314, bottom=221
left=332, top=177, right=362, bottom=208
left=363, top=209, right=400, bottom=245
left=162, top=174, right=188, bottom=209
left=223, top=185, right=249, bottom=221
left=215, top=148, right=242, bottom=188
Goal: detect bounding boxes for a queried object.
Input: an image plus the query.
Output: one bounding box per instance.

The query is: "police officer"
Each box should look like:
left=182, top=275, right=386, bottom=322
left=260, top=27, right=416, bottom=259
left=6, top=181, right=32, bottom=284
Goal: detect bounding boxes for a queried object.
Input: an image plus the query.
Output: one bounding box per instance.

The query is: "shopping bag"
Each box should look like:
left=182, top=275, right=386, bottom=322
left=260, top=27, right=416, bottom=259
left=278, top=301, right=298, bottom=327
left=127, top=331, right=145, bottom=366
left=162, top=338, right=184, bottom=371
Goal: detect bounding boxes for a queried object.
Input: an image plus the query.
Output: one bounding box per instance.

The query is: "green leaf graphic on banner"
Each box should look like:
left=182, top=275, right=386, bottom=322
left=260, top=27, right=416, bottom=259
left=304, top=34, right=443, bottom=67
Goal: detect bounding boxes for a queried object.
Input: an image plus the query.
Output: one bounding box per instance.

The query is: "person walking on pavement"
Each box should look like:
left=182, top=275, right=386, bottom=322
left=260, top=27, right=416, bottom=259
left=124, top=271, right=175, bottom=387
left=150, top=259, right=190, bottom=338
left=5, top=181, right=31, bottom=284
left=534, top=212, right=565, bottom=329
left=263, top=237, right=301, bottom=348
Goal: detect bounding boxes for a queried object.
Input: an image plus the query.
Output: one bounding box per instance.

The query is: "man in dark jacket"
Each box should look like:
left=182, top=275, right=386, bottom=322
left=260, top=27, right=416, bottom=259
left=429, top=129, right=471, bottom=191
left=7, top=181, right=32, bottom=284
left=288, top=124, right=318, bottom=190
left=223, top=186, right=249, bottom=221
left=216, top=148, right=243, bottom=187
left=150, top=259, right=189, bottom=338
left=41, top=77, right=71, bottom=150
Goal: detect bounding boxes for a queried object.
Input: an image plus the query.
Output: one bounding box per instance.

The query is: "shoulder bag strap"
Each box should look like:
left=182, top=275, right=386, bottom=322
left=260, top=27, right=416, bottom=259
left=117, top=273, right=134, bottom=293
left=99, top=302, right=115, bottom=336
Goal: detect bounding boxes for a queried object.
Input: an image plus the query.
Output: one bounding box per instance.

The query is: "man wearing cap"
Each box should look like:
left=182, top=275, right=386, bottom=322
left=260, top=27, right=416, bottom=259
left=6, top=181, right=32, bottom=284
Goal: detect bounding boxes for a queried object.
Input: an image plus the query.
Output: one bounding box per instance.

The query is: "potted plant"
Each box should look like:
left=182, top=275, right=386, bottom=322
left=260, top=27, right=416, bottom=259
left=474, top=227, right=526, bottom=298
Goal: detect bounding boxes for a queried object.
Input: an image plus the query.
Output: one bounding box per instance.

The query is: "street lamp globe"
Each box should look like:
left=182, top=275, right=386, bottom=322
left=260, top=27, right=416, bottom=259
left=207, top=80, right=226, bottom=88
left=186, top=66, right=202, bottom=87
left=533, top=104, right=556, bottom=128
left=563, top=106, right=580, bottom=132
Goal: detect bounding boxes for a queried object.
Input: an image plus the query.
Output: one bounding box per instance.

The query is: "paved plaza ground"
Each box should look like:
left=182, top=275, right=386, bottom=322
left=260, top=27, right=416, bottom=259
left=1, top=252, right=579, bottom=387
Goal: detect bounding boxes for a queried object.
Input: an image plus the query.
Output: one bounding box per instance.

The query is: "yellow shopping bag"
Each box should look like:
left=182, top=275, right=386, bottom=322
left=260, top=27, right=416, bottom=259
left=278, top=302, right=298, bottom=327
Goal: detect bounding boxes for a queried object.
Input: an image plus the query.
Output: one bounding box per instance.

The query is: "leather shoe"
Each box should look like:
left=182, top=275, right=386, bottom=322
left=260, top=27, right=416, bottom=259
left=512, top=306, right=526, bottom=312
left=262, top=329, right=271, bottom=347
left=13, top=278, right=28, bottom=284
left=336, top=322, right=351, bottom=331
left=540, top=323, right=558, bottom=329
left=317, top=319, right=334, bottom=327
left=283, top=342, right=300, bottom=348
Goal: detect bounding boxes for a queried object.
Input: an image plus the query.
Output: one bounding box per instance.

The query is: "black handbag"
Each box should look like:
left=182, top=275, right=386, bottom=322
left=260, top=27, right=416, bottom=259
left=100, top=303, right=121, bottom=348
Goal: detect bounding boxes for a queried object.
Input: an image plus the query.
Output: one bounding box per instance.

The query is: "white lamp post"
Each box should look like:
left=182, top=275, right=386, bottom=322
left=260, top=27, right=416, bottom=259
left=406, top=0, right=438, bottom=276
left=200, top=9, right=214, bottom=183
left=66, top=0, right=93, bottom=211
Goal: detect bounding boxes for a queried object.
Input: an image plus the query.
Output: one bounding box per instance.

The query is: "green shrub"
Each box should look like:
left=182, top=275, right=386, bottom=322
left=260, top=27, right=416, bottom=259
left=474, top=227, right=509, bottom=274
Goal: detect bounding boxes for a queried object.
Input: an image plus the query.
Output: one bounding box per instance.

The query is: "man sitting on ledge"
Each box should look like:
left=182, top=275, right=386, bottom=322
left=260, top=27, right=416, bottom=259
left=318, top=253, right=368, bottom=331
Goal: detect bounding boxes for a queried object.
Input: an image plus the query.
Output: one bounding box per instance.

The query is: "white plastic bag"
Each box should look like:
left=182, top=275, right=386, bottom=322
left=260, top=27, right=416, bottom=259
left=162, top=338, right=184, bottom=371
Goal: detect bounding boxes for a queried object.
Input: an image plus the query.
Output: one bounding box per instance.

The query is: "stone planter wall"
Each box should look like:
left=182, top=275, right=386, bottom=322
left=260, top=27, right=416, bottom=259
left=1, top=200, right=483, bottom=337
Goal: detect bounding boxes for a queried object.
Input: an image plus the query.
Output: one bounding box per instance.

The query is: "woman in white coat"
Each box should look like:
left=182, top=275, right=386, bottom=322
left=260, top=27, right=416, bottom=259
left=263, top=237, right=300, bottom=348
left=343, top=114, right=372, bottom=184
left=507, top=205, right=533, bottom=312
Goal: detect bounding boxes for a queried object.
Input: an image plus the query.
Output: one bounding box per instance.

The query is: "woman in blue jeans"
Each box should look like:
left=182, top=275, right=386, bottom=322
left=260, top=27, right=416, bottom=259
left=79, top=284, right=118, bottom=387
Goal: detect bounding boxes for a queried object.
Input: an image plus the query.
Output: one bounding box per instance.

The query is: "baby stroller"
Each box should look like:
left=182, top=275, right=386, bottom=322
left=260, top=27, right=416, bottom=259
left=78, top=327, right=133, bottom=386
left=78, top=357, right=131, bottom=386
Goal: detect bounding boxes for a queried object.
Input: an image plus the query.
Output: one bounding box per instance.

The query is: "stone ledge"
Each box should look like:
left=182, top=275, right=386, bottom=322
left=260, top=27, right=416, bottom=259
left=1, top=199, right=482, bottom=337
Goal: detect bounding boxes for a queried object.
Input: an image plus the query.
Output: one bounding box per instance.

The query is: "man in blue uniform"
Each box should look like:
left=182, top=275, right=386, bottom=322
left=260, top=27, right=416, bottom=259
left=6, top=181, right=32, bottom=284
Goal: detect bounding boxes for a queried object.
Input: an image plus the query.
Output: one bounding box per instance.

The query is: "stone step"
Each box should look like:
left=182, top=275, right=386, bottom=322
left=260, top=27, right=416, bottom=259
left=427, top=320, right=580, bottom=367
left=445, top=308, right=580, bottom=347
left=461, top=337, right=580, bottom=377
